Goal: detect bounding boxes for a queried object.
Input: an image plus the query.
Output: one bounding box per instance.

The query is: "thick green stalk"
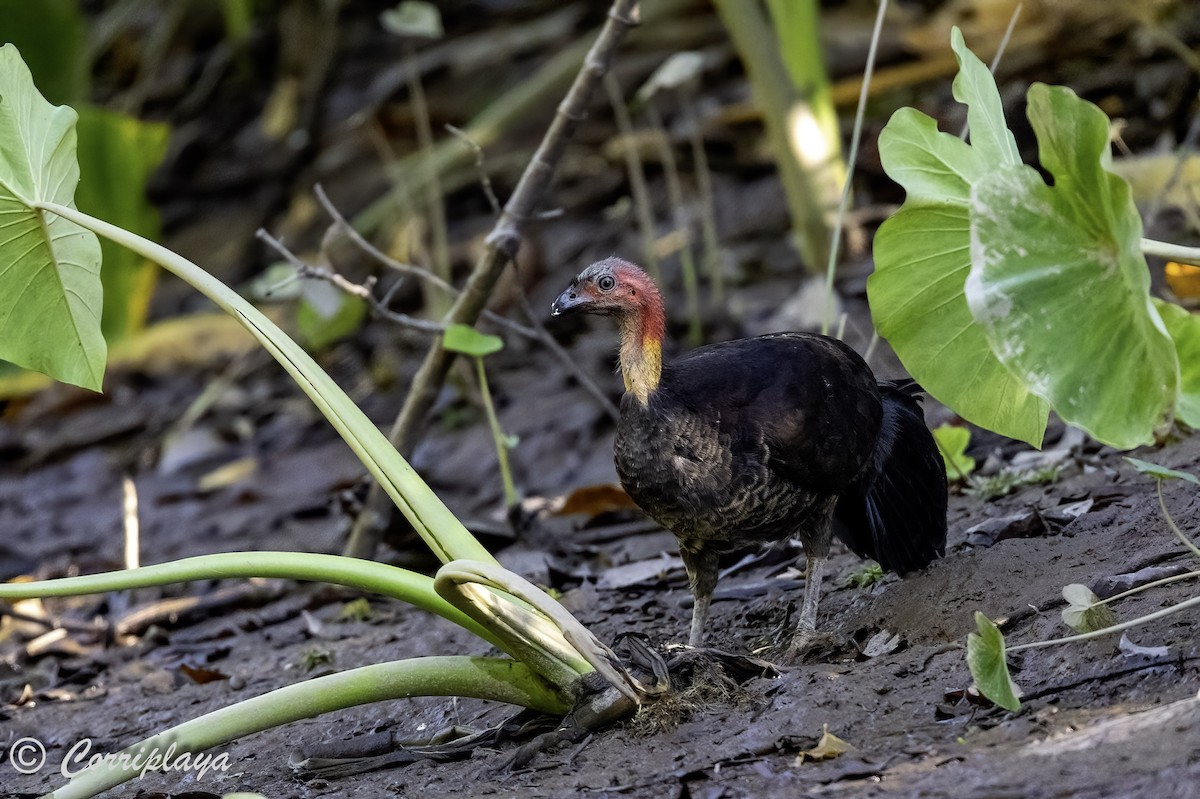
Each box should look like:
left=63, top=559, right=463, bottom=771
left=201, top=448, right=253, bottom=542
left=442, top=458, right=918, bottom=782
left=44, top=656, right=568, bottom=799
left=34, top=201, right=496, bottom=569
left=0, top=552, right=502, bottom=650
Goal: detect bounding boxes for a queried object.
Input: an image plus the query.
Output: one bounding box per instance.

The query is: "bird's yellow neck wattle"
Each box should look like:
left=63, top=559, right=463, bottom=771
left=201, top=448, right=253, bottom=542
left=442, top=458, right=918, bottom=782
left=618, top=296, right=665, bottom=405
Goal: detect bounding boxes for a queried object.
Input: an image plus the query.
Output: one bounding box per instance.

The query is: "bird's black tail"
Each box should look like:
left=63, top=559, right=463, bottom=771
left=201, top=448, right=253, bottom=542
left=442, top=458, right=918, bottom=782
left=833, top=379, right=947, bottom=574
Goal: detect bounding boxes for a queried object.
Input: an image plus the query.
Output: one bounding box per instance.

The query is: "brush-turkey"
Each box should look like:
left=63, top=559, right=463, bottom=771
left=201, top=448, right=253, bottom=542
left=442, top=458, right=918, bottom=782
left=551, top=257, right=947, bottom=655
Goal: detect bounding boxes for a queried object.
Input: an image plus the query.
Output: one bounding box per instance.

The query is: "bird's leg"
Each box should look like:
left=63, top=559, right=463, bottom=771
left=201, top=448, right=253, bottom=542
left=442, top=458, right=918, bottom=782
left=679, top=546, right=719, bottom=647
left=781, top=554, right=827, bottom=662
left=792, top=552, right=827, bottom=648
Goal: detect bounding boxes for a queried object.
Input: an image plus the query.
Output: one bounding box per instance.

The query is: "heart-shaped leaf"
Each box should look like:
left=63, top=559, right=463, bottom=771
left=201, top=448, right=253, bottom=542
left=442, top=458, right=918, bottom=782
left=932, top=423, right=976, bottom=481
left=965, top=83, right=1178, bottom=449
left=1152, top=299, right=1200, bottom=428
left=966, top=611, right=1021, bottom=712
left=443, top=323, right=503, bottom=357
left=868, top=28, right=1049, bottom=446
left=1061, top=583, right=1118, bottom=633
left=0, top=44, right=104, bottom=390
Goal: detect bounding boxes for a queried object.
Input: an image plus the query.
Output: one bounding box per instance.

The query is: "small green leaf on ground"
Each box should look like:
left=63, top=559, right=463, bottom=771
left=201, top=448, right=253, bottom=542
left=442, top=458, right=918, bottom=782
left=966, top=611, right=1021, bottom=712
left=0, top=44, right=105, bottom=391
left=1152, top=299, right=1200, bottom=428
left=1125, top=457, right=1200, bottom=485
left=845, top=562, right=884, bottom=589
left=933, top=424, right=976, bottom=481
left=443, top=323, right=503, bottom=357
left=338, top=597, right=374, bottom=622
left=1061, top=583, right=1118, bottom=633
left=965, top=83, right=1177, bottom=450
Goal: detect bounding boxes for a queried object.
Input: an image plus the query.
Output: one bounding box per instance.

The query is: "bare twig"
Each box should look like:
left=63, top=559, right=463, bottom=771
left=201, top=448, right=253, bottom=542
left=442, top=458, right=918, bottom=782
left=446, top=124, right=501, bottom=215
left=343, top=0, right=642, bottom=559
left=312, top=186, right=537, bottom=340
left=256, top=228, right=445, bottom=334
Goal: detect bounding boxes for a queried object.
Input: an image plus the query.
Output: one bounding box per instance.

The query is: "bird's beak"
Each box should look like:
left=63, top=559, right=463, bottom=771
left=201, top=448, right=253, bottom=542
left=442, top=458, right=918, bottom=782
left=551, top=286, right=588, bottom=317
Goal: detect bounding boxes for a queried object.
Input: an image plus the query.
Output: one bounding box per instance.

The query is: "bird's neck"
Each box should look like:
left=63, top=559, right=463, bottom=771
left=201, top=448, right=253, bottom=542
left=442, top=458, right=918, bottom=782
left=618, top=291, right=665, bottom=405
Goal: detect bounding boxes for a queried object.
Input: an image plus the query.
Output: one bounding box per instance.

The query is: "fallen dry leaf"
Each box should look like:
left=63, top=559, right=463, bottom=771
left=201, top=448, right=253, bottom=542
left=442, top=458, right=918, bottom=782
left=796, top=725, right=853, bottom=764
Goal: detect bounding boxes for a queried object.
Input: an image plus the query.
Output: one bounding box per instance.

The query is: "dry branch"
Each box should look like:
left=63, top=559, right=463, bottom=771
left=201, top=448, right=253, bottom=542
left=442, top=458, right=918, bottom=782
left=343, top=0, right=642, bottom=559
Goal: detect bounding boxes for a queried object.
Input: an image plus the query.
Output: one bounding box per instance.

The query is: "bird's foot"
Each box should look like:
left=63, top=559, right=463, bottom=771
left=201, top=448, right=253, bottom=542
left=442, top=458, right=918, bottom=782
left=779, top=627, right=842, bottom=665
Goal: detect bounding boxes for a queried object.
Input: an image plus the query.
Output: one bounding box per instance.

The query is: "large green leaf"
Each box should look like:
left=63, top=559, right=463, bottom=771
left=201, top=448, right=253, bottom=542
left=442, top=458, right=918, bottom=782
left=0, top=44, right=104, bottom=390
left=965, top=84, right=1178, bottom=449
left=75, top=106, right=170, bottom=342
left=1153, top=299, right=1200, bottom=428
left=869, top=28, right=1048, bottom=446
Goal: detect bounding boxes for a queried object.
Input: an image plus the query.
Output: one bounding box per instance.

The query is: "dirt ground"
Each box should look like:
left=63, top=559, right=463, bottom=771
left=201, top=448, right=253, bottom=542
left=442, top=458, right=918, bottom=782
left=3, top=2, right=1200, bottom=798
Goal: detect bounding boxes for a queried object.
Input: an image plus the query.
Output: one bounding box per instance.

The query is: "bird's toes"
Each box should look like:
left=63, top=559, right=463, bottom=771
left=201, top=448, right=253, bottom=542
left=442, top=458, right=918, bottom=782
left=779, top=628, right=842, bottom=665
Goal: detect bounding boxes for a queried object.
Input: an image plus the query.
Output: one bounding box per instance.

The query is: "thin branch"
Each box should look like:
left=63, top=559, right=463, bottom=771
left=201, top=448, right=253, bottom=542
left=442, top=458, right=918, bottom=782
left=313, top=185, right=538, bottom=340
left=256, top=228, right=445, bottom=334
left=436, top=124, right=620, bottom=420
left=446, top=123, right=501, bottom=215
left=344, top=0, right=642, bottom=559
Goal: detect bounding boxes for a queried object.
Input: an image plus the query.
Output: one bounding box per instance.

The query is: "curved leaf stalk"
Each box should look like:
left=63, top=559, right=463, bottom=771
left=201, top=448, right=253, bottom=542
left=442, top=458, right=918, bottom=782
left=0, top=552, right=505, bottom=652
left=1008, top=593, right=1200, bottom=654
left=43, top=656, right=568, bottom=799
left=1156, top=480, right=1200, bottom=561
left=436, top=560, right=664, bottom=705
left=33, top=201, right=494, bottom=569
left=1141, top=237, right=1200, bottom=266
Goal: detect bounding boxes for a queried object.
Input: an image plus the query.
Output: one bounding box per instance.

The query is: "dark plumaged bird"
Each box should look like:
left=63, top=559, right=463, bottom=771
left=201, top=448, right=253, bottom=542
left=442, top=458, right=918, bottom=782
left=551, top=257, right=948, bottom=656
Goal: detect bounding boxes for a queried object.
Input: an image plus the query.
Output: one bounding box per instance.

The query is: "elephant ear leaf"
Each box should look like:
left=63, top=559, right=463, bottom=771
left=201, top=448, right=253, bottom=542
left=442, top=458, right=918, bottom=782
left=0, top=43, right=105, bottom=390
left=965, top=83, right=1178, bottom=450
left=868, top=27, right=1049, bottom=447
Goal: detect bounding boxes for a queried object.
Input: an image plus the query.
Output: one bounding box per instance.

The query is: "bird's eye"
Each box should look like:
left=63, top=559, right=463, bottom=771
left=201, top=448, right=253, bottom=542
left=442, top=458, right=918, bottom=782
left=597, top=274, right=616, bottom=292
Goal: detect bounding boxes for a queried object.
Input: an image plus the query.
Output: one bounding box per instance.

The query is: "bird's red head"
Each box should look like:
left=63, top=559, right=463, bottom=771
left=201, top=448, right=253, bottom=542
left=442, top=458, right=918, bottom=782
left=551, top=257, right=665, bottom=403
left=551, top=257, right=661, bottom=319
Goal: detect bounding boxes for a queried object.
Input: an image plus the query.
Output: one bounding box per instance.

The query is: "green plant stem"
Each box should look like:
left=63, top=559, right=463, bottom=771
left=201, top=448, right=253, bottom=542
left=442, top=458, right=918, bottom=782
left=1141, top=237, right=1200, bottom=265
left=474, top=356, right=518, bottom=507
left=820, top=0, right=887, bottom=335
left=1008, top=593, right=1200, bottom=653
left=45, top=656, right=568, bottom=799
left=1157, top=479, right=1200, bottom=560
left=0, top=552, right=503, bottom=651
left=435, top=560, right=651, bottom=704
left=35, top=201, right=495, bottom=569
